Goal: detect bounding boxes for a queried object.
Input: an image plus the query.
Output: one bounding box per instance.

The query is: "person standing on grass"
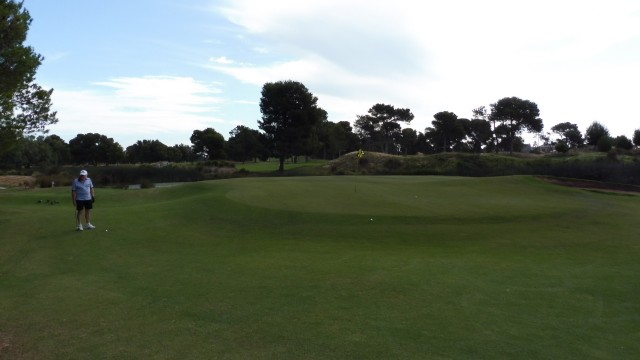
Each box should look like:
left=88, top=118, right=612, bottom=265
left=71, top=170, right=95, bottom=231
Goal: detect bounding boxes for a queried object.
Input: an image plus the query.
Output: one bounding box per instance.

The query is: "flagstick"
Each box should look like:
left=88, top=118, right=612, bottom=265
left=355, top=149, right=364, bottom=192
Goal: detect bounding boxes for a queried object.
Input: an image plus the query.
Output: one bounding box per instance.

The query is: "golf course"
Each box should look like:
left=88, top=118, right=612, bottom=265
left=1, top=175, right=639, bottom=359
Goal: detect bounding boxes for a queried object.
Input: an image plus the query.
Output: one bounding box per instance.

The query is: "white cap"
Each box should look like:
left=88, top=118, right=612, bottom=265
left=79, top=170, right=88, bottom=176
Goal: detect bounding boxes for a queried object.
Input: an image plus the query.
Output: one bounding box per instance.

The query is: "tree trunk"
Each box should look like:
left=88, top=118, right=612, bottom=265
left=278, top=156, right=285, bottom=173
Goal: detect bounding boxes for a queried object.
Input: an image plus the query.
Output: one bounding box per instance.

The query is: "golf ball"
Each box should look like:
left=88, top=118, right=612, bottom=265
left=105, top=229, right=108, bottom=232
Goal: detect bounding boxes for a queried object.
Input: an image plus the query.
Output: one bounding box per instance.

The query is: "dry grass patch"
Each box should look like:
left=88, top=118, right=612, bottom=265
left=0, top=176, right=36, bottom=188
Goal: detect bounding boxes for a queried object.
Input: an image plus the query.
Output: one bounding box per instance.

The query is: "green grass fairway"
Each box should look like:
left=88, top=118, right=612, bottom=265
left=1, top=176, right=639, bottom=359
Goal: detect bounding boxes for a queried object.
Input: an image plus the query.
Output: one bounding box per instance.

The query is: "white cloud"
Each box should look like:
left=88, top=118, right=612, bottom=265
left=49, top=76, right=227, bottom=146
left=212, top=0, right=640, bottom=138
left=210, top=56, right=235, bottom=64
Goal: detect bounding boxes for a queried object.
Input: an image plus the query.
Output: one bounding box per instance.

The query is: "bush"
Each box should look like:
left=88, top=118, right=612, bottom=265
left=614, top=135, right=634, bottom=150
left=597, top=136, right=613, bottom=152
left=140, top=179, right=155, bottom=189
left=555, top=142, right=569, bottom=154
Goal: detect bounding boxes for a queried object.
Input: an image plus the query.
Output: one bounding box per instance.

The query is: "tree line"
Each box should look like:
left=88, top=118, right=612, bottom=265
left=2, top=81, right=638, bottom=172
left=1, top=2, right=639, bottom=173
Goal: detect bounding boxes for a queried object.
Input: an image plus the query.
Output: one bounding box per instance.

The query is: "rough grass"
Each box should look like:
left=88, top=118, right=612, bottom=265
left=325, top=151, right=640, bottom=185
left=0, top=176, right=36, bottom=188
left=1, top=176, right=639, bottom=359
left=236, top=159, right=329, bottom=174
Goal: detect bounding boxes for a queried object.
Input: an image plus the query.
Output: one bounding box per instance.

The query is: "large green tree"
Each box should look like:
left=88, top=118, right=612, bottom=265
left=550, top=122, right=583, bottom=149
left=354, top=103, right=414, bottom=154
left=167, top=144, right=195, bottom=162
left=427, top=111, right=465, bottom=152
left=69, top=133, right=124, bottom=166
left=315, top=120, right=359, bottom=159
left=489, top=97, right=543, bottom=154
left=399, top=128, right=419, bottom=155
left=1, top=0, right=58, bottom=156
left=227, top=125, right=267, bottom=162
left=125, top=139, right=169, bottom=163
left=465, top=118, right=493, bottom=153
left=633, top=129, right=640, bottom=148
left=43, top=134, right=70, bottom=165
left=472, top=106, right=496, bottom=152
left=190, top=128, right=226, bottom=160
left=258, top=80, right=326, bottom=172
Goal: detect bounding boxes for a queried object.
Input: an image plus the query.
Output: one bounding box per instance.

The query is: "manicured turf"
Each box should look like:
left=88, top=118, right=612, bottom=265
left=1, top=176, right=639, bottom=359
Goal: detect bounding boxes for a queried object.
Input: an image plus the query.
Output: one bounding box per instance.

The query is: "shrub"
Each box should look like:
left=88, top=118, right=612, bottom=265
left=140, top=179, right=155, bottom=189
left=614, top=135, right=634, bottom=150
left=597, top=136, right=613, bottom=152
left=555, top=142, right=569, bottom=154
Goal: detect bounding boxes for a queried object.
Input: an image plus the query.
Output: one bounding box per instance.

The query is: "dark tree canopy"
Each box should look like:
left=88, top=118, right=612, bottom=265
left=126, top=139, right=169, bottom=163
left=633, top=129, right=640, bottom=148
left=43, top=134, right=70, bottom=165
left=1, top=0, right=58, bottom=155
left=465, top=118, right=493, bottom=153
left=258, top=80, right=326, bottom=172
left=399, top=127, right=418, bottom=155
left=585, top=121, right=609, bottom=146
left=69, top=133, right=124, bottom=166
left=551, top=122, right=583, bottom=148
left=315, top=119, right=359, bottom=159
left=190, top=128, right=225, bottom=160
left=354, top=103, right=414, bottom=154
left=490, top=97, right=543, bottom=154
left=227, top=125, right=268, bottom=162
left=428, top=111, right=465, bottom=152
left=472, top=106, right=497, bottom=151
left=613, top=135, right=633, bottom=150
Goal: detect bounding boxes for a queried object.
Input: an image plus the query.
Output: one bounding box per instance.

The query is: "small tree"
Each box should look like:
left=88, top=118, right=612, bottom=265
left=585, top=121, right=609, bottom=147
left=555, top=141, right=569, bottom=154
left=633, top=129, right=640, bottom=148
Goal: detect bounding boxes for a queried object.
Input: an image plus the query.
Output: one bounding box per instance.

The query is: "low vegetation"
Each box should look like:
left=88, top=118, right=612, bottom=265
left=2, top=150, right=638, bottom=190
left=327, top=151, right=640, bottom=185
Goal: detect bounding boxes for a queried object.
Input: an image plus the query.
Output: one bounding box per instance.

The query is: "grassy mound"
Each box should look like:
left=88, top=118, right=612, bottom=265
left=1, top=176, right=639, bottom=358
left=326, top=151, right=640, bottom=185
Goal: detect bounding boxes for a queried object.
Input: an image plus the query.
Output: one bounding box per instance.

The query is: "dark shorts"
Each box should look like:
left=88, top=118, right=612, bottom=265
left=76, top=200, right=93, bottom=211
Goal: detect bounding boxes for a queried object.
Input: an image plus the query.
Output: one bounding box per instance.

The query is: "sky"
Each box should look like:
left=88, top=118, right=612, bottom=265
left=22, top=0, right=640, bottom=148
